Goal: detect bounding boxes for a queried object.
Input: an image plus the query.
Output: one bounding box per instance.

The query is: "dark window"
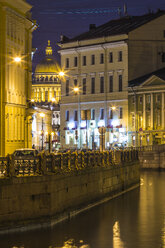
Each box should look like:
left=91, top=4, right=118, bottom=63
left=118, top=51, right=122, bottom=62
left=109, top=75, right=113, bottom=92
left=139, top=96, right=143, bottom=104
left=74, top=110, right=78, bottom=121
left=83, top=78, right=86, bottom=95
left=66, top=58, right=69, bottom=68
left=119, top=75, right=122, bottom=92
left=157, top=94, right=161, bottom=103
left=132, top=96, right=135, bottom=104
left=119, top=107, right=123, bottom=119
left=74, top=57, right=78, bottom=67
left=110, top=109, right=113, bottom=119
left=100, top=109, right=104, bottom=120
left=82, top=56, right=86, bottom=66
left=91, top=54, right=95, bottom=65
left=91, top=109, right=95, bottom=120
left=162, top=53, right=165, bottom=62
left=66, top=110, right=69, bottom=121
left=74, top=79, right=78, bottom=87
left=100, top=76, right=104, bottom=93
left=45, top=91, right=48, bottom=101
left=164, top=30, right=165, bottom=38
left=66, top=80, right=69, bottom=96
left=91, top=77, right=95, bottom=94
left=100, top=53, right=104, bottom=64
left=109, top=52, right=113, bottom=63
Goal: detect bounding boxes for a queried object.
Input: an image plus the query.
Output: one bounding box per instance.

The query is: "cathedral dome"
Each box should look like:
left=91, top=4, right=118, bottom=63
left=35, top=41, right=60, bottom=73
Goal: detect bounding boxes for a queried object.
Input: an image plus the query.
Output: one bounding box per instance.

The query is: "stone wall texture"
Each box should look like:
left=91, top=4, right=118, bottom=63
left=0, top=162, right=140, bottom=233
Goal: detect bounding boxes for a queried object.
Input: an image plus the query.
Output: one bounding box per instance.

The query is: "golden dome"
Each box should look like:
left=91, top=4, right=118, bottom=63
left=35, top=40, right=60, bottom=73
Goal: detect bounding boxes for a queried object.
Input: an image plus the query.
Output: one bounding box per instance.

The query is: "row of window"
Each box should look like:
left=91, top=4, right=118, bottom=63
left=65, top=51, right=123, bottom=68
left=66, top=75, right=123, bottom=95
left=65, top=108, right=123, bottom=122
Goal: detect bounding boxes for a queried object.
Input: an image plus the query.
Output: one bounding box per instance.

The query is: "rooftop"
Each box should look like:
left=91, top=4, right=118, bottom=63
left=128, top=67, right=165, bottom=87
left=61, top=10, right=165, bottom=43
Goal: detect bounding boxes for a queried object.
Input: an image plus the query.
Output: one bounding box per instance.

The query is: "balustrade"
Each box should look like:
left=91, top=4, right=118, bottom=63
left=0, top=149, right=139, bottom=178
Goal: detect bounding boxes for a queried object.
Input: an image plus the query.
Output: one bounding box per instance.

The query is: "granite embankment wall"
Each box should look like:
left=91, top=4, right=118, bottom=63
left=0, top=161, right=140, bottom=233
left=139, top=145, right=165, bottom=169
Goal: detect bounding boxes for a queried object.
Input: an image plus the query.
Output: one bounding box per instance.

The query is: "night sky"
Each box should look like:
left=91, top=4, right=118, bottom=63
left=27, top=0, right=165, bottom=70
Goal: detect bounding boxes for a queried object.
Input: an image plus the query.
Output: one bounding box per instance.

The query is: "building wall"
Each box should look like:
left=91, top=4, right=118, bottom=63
left=128, top=86, right=165, bottom=146
left=0, top=162, right=140, bottom=233
left=128, top=14, right=165, bottom=80
left=60, top=40, right=129, bottom=149
left=0, top=0, right=34, bottom=155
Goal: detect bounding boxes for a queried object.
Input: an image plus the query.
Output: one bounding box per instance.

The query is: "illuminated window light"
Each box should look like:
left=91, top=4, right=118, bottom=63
left=98, top=120, right=105, bottom=127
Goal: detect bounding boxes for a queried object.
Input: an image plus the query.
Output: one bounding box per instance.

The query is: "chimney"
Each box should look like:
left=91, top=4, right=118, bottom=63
left=89, top=24, right=96, bottom=31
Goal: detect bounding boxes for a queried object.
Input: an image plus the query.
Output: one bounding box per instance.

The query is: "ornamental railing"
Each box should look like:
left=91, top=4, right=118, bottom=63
left=0, top=149, right=139, bottom=178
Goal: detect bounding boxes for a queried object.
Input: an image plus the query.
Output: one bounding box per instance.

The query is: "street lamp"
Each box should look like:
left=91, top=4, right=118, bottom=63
left=40, top=112, right=45, bottom=150
left=14, top=56, right=21, bottom=62
left=74, top=87, right=80, bottom=149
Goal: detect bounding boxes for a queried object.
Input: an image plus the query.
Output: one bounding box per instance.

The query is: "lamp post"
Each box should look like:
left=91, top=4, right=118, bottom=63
left=40, top=113, right=45, bottom=150
left=74, top=87, right=80, bottom=149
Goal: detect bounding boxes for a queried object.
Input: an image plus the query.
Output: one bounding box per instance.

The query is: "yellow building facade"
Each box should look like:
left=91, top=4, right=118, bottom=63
left=32, top=41, right=61, bottom=104
left=31, top=41, right=61, bottom=150
left=0, top=0, right=36, bottom=156
left=58, top=11, right=165, bottom=150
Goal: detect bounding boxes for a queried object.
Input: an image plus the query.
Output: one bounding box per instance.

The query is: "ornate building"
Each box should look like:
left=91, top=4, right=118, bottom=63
left=58, top=10, right=165, bottom=150
left=128, top=68, right=165, bottom=146
left=31, top=41, right=61, bottom=150
left=0, top=0, right=36, bottom=156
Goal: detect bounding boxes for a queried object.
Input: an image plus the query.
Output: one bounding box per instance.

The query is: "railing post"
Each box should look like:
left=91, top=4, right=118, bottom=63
left=40, top=151, right=47, bottom=175
left=7, top=154, right=16, bottom=177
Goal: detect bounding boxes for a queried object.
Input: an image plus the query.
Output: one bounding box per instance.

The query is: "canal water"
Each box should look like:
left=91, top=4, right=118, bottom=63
left=0, top=171, right=165, bottom=248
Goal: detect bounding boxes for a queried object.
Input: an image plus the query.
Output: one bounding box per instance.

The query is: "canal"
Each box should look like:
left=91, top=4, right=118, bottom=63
left=0, top=171, right=165, bottom=248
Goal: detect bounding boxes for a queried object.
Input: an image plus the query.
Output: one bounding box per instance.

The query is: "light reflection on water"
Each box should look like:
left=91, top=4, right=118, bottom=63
left=1, top=171, right=165, bottom=248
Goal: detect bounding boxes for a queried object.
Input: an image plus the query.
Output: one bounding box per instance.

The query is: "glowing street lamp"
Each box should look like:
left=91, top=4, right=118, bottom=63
left=59, top=71, right=65, bottom=77
left=40, top=113, right=45, bottom=150
left=14, top=57, right=21, bottom=62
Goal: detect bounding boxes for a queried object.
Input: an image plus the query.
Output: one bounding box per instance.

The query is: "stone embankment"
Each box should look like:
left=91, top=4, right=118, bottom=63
left=0, top=150, right=140, bottom=233
left=139, top=144, right=165, bottom=170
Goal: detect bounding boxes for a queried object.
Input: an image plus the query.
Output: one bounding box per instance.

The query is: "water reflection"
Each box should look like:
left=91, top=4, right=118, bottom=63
left=113, top=221, right=125, bottom=248
left=1, top=172, right=165, bottom=248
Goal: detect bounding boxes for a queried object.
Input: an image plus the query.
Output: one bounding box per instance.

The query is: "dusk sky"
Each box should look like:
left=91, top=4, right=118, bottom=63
left=27, top=0, right=165, bottom=69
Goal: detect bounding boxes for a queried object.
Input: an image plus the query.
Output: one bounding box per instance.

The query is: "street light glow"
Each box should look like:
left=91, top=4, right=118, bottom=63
left=59, top=71, right=65, bottom=77
left=14, top=57, right=21, bottom=62
left=52, top=98, right=56, bottom=102
left=40, top=113, right=45, bottom=118
left=111, top=106, right=116, bottom=111
left=74, top=87, right=79, bottom=93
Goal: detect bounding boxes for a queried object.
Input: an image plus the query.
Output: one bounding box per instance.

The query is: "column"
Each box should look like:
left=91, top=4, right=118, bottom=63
left=143, top=94, right=146, bottom=130
left=162, top=92, right=164, bottom=129
left=151, top=93, right=153, bottom=129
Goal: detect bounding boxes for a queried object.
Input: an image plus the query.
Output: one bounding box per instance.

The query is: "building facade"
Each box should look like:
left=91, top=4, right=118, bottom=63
left=0, top=0, right=36, bottom=156
left=128, top=68, right=165, bottom=146
left=31, top=41, right=62, bottom=150
left=58, top=11, right=165, bottom=150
